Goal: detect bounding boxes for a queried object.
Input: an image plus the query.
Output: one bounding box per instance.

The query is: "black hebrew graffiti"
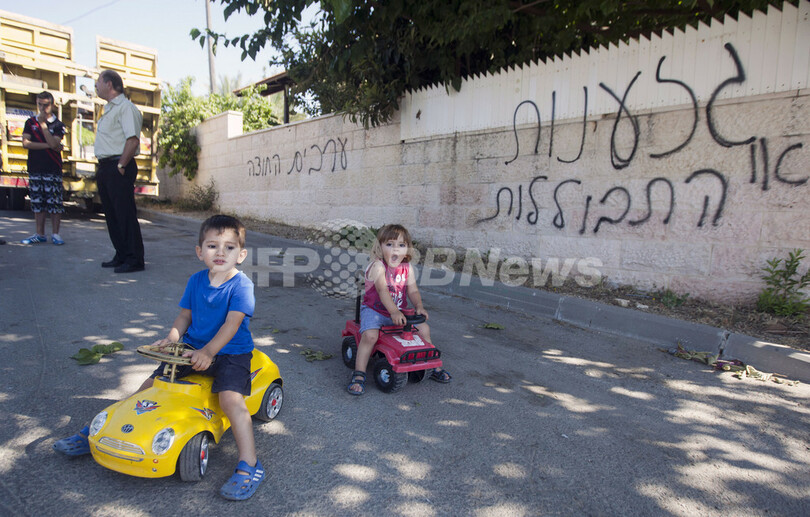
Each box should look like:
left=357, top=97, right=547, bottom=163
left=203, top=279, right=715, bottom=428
left=600, top=71, right=641, bottom=170
left=476, top=187, right=515, bottom=224
left=549, top=91, right=556, bottom=158
left=628, top=178, right=674, bottom=226
left=505, top=100, right=541, bottom=165
left=649, top=57, right=697, bottom=159
left=774, top=143, right=807, bottom=186
left=750, top=138, right=809, bottom=190
left=552, top=179, right=581, bottom=229
left=247, top=137, right=348, bottom=177
left=706, top=43, right=756, bottom=148
left=526, top=175, right=548, bottom=225
left=479, top=41, right=807, bottom=231
left=685, top=169, right=727, bottom=227
left=594, top=187, right=631, bottom=233
left=478, top=174, right=727, bottom=232
left=557, top=87, right=588, bottom=164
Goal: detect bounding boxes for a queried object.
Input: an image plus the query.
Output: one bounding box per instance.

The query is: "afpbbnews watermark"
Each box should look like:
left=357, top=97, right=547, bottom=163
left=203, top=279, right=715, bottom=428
left=239, top=220, right=603, bottom=297
left=241, top=247, right=602, bottom=294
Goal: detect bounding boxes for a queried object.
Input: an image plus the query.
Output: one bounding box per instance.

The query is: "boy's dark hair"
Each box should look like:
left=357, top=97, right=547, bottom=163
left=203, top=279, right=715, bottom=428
left=36, top=91, right=55, bottom=104
left=199, top=215, right=246, bottom=248
left=99, top=69, right=124, bottom=93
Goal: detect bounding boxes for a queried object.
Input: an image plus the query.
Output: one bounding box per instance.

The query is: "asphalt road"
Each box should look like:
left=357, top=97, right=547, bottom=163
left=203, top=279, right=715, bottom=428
left=1, top=209, right=808, bottom=517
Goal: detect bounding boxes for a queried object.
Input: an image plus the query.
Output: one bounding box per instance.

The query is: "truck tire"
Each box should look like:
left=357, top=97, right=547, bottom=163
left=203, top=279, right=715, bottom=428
left=82, top=197, right=101, bottom=212
left=1, top=188, right=26, bottom=211
left=10, top=188, right=26, bottom=210
left=341, top=336, right=357, bottom=369
left=372, top=356, right=407, bottom=393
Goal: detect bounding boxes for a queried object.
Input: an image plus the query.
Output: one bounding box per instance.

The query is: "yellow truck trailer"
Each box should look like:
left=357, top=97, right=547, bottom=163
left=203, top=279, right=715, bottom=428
left=0, top=10, right=160, bottom=210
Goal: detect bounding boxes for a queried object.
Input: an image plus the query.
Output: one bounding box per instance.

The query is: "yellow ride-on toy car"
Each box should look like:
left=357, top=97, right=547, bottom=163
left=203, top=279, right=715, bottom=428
left=86, top=343, right=283, bottom=481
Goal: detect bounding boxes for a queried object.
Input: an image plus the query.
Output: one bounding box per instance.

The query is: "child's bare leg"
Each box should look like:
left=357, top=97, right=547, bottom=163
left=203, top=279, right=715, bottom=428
left=355, top=329, right=379, bottom=373
left=349, top=329, right=378, bottom=394
left=415, top=322, right=432, bottom=343
left=136, top=377, right=155, bottom=392
left=416, top=323, right=449, bottom=377
left=219, top=390, right=257, bottom=469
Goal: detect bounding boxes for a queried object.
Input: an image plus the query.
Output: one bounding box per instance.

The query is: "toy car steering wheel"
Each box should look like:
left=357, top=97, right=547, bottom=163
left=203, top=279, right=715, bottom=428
left=137, top=342, right=195, bottom=383
left=405, top=313, right=426, bottom=325
left=137, top=342, right=194, bottom=365
left=403, top=313, right=426, bottom=331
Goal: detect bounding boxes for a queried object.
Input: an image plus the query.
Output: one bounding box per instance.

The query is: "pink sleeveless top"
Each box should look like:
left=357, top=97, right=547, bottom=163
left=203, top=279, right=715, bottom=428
left=363, top=260, right=409, bottom=317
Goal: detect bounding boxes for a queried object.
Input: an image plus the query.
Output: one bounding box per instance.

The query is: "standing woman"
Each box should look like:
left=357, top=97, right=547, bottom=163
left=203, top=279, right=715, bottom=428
left=21, top=91, right=66, bottom=245
left=94, top=69, right=145, bottom=273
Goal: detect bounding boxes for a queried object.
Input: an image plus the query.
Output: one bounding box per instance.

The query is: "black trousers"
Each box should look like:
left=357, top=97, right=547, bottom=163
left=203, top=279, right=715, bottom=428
left=96, top=159, right=144, bottom=266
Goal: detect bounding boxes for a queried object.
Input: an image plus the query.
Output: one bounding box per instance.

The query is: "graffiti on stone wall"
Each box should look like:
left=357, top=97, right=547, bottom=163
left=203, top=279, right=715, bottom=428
left=247, top=137, right=348, bottom=177
left=479, top=43, right=808, bottom=230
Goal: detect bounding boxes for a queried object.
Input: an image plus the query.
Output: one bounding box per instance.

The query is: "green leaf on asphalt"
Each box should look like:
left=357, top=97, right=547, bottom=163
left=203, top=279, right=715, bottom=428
left=71, top=348, right=103, bottom=365
left=72, top=341, right=124, bottom=365
left=483, top=323, right=505, bottom=330
left=300, top=348, right=333, bottom=362
left=91, top=341, right=125, bottom=355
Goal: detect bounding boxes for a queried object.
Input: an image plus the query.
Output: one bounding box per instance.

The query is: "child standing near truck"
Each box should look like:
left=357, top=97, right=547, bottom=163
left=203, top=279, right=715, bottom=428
left=21, top=91, right=66, bottom=245
left=347, top=224, right=452, bottom=395
left=54, top=215, right=265, bottom=500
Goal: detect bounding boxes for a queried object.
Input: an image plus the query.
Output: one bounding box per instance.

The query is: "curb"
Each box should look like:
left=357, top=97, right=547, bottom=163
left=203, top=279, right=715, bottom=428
left=139, top=208, right=810, bottom=384
left=421, top=267, right=810, bottom=383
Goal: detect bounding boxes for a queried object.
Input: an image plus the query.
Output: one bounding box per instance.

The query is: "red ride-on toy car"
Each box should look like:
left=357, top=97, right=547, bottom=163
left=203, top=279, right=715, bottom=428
left=341, top=293, right=443, bottom=393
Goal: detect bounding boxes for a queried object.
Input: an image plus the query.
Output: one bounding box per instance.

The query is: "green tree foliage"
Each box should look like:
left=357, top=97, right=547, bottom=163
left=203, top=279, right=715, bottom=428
left=158, top=77, right=279, bottom=179
left=196, top=0, right=778, bottom=127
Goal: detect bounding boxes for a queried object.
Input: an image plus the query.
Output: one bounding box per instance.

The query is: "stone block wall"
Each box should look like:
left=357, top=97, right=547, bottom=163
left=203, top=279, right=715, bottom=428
left=160, top=89, right=810, bottom=303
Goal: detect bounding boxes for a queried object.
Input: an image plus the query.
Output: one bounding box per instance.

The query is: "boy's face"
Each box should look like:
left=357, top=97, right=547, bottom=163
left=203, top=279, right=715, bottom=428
left=196, top=228, right=247, bottom=274
left=36, top=98, right=53, bottom=116
left=381, top=233, right=408, bottom=267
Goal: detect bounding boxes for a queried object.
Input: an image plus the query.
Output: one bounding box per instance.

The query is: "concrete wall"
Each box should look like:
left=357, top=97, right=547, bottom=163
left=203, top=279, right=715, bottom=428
left=159, top=86, right=809, bottom=304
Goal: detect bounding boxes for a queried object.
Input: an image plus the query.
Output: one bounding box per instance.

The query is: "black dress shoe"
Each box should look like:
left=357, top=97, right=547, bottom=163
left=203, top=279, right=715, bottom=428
left=102, top=259, right=123, bottom=268
left=114, top=263, right=145, bottom=273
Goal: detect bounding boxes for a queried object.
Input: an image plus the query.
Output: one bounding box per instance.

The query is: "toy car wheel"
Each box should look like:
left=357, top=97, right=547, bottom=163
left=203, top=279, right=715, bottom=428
left=372, top=357, right=407, bottom=393
left=255, top=382, right=284, bottom=422
left=177, top=432, right=210, bottom=482
left=408, top=370, right=427, bottom=383
left=341, top=336, right=357, bottom=369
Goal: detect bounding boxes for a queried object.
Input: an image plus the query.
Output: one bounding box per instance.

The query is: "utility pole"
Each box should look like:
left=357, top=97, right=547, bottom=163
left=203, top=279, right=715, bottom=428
left=205, top=0, right=216, bottom=94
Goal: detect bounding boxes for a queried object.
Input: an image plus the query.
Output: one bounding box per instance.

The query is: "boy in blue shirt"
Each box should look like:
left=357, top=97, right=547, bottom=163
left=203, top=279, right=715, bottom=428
left=54, top=215, right=264, bottom=500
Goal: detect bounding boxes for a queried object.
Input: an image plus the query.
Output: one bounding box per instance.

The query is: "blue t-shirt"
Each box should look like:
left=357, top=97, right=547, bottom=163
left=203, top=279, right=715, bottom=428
left=180, top=270, right=255, bottom=355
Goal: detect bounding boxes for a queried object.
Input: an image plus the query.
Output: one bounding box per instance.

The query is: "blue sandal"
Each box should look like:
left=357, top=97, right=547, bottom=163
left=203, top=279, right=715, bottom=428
left=429, top=369, right=452, bottom=383
left=347, top=371, right=366, bottom=395
left=53, top=425, right=90, bottom=456
left=220, top=460, right=265, bottom=501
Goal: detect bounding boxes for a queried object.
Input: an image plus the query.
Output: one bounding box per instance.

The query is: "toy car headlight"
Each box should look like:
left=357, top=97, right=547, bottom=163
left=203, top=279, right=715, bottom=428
left=152, top=428, right=175, bottom=455
left=89, top=411, right=107, bottom=437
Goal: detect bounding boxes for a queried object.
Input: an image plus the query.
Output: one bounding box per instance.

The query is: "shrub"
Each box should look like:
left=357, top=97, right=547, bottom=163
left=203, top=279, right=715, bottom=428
left=756, top=249, right=810, bottom=318
left=176, top=180, right=219, bottom=212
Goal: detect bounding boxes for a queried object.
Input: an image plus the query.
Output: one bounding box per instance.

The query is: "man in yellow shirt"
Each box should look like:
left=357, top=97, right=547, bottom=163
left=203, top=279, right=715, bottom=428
left=94, top=69, right=145, bottom=273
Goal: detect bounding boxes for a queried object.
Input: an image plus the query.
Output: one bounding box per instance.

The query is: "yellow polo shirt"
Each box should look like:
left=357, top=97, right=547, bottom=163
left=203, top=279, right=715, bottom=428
left=94, top=93, right=143, bottom=159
